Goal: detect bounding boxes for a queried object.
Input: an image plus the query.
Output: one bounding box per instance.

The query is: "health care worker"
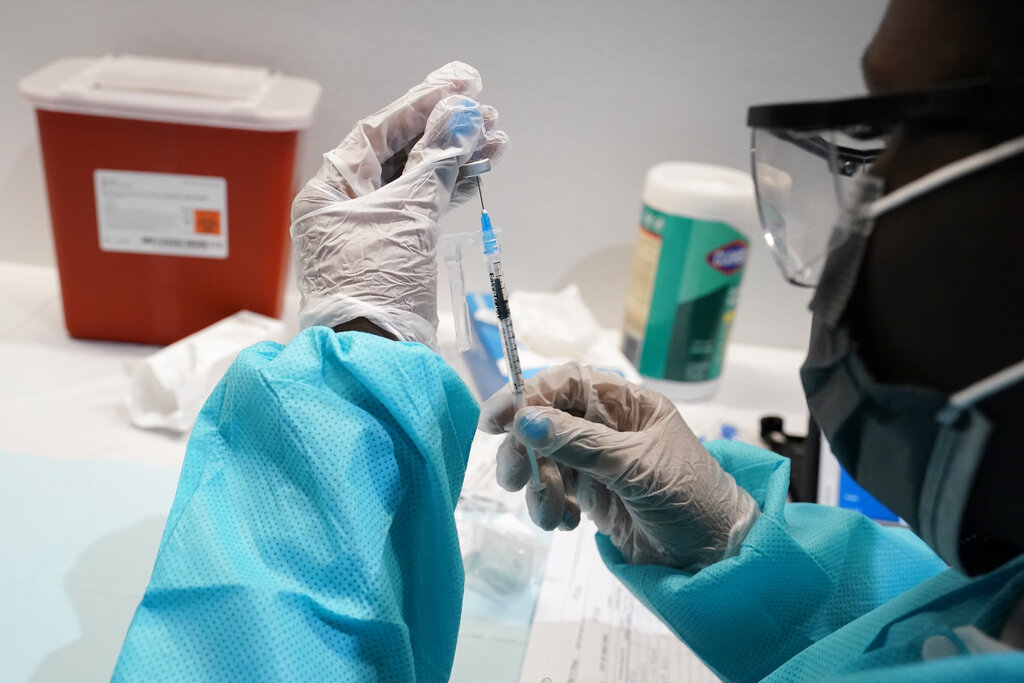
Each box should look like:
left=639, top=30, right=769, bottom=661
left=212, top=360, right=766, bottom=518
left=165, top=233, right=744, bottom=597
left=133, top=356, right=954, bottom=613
left=112, top=2, right=1024, bottom=682
left=483, top=1, right=1024, bottom=680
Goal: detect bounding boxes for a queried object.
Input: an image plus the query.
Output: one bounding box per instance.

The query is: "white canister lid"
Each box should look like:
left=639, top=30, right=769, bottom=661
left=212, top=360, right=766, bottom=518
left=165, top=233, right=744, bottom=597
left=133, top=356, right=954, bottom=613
left=20, top=55, right=321, bottom=132
left=642, top=162, right=756, bottom=232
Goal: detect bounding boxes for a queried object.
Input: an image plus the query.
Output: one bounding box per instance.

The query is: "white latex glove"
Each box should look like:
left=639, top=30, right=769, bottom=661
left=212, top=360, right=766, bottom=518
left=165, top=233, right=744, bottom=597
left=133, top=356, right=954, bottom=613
left=291, top=61, right=509, bottom=349
left=479, top=363, right=761, bottom=572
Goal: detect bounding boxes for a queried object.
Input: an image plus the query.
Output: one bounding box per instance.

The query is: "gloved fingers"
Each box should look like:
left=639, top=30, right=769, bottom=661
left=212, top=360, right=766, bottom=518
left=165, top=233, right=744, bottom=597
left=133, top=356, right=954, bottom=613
left=479, top=128, right=511, bottom=165
left=320, top=62, right=483, bottom=199
left=450, top=128, right=511, bottom=207
left=577, top=477, right=623, bottom=537
left=478, top=363, right=606, bottom=434
left=575, top=471, right=612, bottom=519
left=494, top=435, right=533, bottom=492
left=473, top=105, right=510, bottom=162
left=352, top=97, right=504, bottom=190
left=292, top=97, right=479, bottom=300
left=496, top=439, right=581, bottom=529
left=530, top=363, right=677, bottom=431
left=381, top=95, right=486, bottom=220
left=524, top=456, right=569, bottom=531
left=478, top=382, right=533, bottom=435
left=495, top=432, right=575, bottom=531
left=480, top=103, right=497, bottom=128
left=560, top=495, right=582, bottom=531
left=478, top=362, right=676, bottom=435
left=404, top=95, right=484, bottom=169
left=513, top=406, right=645, bottom=494
left=560, top=463, right=579, bottom=497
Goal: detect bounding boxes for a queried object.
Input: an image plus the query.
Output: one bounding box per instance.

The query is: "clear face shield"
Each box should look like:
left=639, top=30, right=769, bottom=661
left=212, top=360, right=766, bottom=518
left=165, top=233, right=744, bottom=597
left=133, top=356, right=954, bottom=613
left=750, top=127, right=882, bottom=286
left=747, top=80, right=1024, bottom=287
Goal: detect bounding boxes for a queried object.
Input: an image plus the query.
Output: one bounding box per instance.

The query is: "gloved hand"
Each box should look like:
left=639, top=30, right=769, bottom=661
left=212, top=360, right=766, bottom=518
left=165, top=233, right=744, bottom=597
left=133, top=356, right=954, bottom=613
left=291, top=61, right=509, bottom=349
left=479, top=363, right=761, bottom=572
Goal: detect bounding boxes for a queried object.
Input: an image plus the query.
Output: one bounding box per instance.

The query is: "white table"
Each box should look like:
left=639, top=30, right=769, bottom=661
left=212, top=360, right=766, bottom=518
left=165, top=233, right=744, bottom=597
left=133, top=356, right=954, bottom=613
left=0, top=261, right=809, bottom=682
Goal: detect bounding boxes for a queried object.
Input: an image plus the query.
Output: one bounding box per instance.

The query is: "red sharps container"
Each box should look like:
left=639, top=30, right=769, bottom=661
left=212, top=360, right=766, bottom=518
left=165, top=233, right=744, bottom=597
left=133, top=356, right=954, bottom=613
left=19, top=55, right=321, bottom=344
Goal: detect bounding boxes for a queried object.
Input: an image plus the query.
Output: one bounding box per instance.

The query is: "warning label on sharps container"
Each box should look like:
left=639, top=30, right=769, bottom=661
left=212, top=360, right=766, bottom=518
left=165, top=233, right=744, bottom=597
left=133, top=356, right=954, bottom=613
left=93, top=170, right=228, bottom=258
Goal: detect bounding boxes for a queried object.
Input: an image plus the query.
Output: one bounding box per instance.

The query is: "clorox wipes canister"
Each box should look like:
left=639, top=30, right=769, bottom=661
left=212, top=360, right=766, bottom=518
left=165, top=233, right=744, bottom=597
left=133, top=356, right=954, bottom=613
left=621, top=162, right=756, bottom=400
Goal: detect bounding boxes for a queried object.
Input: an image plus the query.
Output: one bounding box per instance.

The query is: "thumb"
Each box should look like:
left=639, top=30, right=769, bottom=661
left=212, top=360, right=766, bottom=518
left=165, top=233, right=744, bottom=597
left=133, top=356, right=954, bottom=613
left=513, top=407, right=643, bottom=491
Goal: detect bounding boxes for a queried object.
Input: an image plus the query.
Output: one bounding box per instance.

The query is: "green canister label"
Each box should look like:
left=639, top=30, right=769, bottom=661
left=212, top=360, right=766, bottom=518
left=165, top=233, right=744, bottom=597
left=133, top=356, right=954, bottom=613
left=622, top=205, right=748, bottom=382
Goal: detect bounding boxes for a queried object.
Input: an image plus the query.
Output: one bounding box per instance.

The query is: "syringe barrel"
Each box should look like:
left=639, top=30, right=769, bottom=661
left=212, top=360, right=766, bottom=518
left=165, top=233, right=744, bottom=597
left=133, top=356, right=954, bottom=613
left=478, top=214, right=544, bottom=490
left=487, top=259, right=531, bottom=429
left=488, top=258, right=510, bottom=320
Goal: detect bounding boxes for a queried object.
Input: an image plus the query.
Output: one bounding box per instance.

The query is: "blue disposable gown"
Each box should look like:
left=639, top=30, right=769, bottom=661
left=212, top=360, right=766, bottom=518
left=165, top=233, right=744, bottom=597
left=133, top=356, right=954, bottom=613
left=115, top=328, right=1024, bottom=681
left=113, top=329, right=478, bottom=682
left=602, top=440, right=1024, bottom=681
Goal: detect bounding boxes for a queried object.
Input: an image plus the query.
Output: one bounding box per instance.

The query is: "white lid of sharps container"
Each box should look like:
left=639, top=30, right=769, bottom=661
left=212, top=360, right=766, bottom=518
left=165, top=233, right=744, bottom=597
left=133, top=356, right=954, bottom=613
left=642, top=162, right=756, bottom=232
left=19, top=55, right=321, bottom=131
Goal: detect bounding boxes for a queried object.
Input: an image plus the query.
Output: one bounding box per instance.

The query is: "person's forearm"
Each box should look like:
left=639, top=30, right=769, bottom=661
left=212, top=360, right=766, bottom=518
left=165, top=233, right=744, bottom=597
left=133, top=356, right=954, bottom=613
left=601, top=441, right=949, bottom=682
left=114, top=329, right=477, bottom=680
left=333, top=317, right=398, bottom=340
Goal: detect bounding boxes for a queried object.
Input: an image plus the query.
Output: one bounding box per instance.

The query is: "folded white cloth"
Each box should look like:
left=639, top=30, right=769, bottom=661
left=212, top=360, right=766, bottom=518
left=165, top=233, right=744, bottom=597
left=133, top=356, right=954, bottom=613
left=125, top=311, right=286, bottom=433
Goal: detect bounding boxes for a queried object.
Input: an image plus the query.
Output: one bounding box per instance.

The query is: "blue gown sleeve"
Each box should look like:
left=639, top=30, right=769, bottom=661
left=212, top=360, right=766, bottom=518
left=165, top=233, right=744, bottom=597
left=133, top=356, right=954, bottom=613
left=113, top=328, right=479, bottom=683
left=599, top=439, right=949, bottom=683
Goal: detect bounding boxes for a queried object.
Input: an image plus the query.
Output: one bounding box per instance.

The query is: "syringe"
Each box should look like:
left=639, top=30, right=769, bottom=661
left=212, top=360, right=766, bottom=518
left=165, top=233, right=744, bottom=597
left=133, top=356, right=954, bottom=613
left=459, top=160, right=544, bottom=491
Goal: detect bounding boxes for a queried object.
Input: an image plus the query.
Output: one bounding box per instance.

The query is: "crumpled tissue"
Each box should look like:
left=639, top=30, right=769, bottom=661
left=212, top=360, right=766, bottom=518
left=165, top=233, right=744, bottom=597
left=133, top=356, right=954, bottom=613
left=508, top=284, right=643, bottom=385
left=125, top=310, right=286, bottom=433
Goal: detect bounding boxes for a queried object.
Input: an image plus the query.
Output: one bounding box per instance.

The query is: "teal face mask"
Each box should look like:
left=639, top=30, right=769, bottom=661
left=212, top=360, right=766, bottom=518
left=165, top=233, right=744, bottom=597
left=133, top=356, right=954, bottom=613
left=800, top=137, right=1024, bottom=572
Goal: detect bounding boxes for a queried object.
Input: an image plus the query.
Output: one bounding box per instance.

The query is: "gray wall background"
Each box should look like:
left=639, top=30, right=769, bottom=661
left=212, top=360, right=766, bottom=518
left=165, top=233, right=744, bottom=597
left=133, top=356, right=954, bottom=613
left=0, top=0, right=888, bottom=349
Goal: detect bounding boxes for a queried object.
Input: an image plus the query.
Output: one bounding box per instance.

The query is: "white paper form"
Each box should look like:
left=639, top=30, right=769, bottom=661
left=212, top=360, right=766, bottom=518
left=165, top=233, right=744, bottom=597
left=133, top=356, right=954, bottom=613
left=518, top=520, right=719, bottom=683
